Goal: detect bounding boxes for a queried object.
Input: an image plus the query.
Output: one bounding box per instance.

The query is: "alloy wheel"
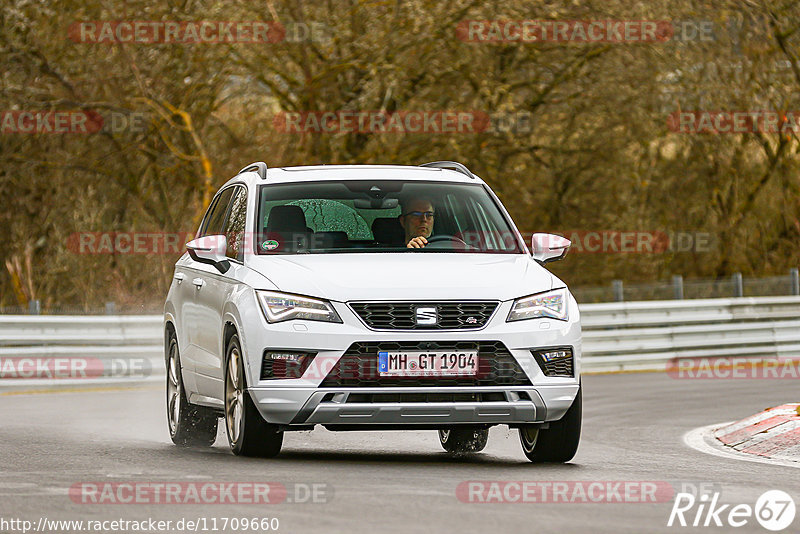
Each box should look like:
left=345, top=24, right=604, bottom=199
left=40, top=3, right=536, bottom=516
left=225, top=346, right=244, bottom=445
left=167, top=341, right=181, bottom=435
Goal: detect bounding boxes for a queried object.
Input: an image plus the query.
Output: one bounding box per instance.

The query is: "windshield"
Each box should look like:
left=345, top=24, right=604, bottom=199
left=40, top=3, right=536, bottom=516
left=254, top=180, right=524, bottom=254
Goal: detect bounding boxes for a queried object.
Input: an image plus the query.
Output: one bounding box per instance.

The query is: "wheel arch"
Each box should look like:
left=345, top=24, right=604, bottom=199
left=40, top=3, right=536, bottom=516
left=223, top=321, right=239, bottom=358
left=164, top=318, right=177, bottom=364
left=221, top=297, right=252, bottom=383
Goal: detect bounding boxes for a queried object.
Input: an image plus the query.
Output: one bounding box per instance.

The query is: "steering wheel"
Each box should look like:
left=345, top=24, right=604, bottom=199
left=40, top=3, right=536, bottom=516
left=424, top=235, right=471, bottom=248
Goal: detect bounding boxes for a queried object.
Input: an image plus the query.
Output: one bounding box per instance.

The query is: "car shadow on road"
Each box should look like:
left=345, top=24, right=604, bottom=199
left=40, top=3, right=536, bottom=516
left=164, top=445, right=584, bottom=469
left=278, top=449, right=522, bottom=464
left=277, top=452, right=586, bottom=471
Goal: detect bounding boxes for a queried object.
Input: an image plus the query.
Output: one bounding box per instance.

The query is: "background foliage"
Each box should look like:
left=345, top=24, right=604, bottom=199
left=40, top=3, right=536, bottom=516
left=1, top=0, right=799, bottom=310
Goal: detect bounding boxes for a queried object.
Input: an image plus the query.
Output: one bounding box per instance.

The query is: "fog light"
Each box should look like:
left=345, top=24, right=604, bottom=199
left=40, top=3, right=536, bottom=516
left=261, top=351, right=315, bottom=379
left=540, top=349, right=571, bottom=363
left=531, top=347, right=574, bottom=377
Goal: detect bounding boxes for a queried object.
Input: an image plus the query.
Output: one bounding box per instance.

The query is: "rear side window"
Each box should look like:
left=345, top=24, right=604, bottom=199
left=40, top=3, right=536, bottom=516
left=196, top=197, right=217, bottom=237
left=200, top=187, right=235, bottom=237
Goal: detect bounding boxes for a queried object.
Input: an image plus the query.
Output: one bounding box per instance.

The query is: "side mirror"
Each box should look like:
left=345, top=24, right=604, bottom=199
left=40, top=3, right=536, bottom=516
left=186, top=235, right=230, bottom=273
left=531, top=233, right=571, bottom=264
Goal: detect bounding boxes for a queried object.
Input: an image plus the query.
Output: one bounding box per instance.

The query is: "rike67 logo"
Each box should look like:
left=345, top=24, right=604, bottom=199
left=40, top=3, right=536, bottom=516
left=668, top=490, right=795, bottom=531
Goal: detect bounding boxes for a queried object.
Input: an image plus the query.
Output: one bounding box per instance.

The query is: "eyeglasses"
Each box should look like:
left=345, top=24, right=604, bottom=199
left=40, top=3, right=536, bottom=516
left=404, top=211, right=435, bottom=220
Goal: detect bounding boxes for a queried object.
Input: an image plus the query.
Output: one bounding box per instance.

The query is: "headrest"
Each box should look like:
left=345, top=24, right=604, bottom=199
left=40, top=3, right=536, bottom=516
left=266, top=205, right=307, bottom=233
left=371, top=217, right=405, bottom=245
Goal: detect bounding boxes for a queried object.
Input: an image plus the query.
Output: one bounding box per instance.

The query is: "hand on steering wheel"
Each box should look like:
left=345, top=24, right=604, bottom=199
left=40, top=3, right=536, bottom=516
left=406, top=236, right=429, bottom=248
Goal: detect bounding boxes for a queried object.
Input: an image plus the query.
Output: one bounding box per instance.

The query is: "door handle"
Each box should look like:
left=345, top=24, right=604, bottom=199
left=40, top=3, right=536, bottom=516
left=174, top=273, right=185, bottom=284
left=192, top=277, right=205, bottom=289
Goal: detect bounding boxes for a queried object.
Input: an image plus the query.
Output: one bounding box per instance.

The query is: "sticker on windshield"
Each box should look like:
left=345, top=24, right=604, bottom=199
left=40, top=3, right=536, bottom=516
left=261, top=240, right=279, bottom=251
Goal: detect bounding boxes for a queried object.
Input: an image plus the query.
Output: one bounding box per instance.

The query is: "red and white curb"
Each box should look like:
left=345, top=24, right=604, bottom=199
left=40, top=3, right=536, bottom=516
left=684, top=404, right=800, bottom=468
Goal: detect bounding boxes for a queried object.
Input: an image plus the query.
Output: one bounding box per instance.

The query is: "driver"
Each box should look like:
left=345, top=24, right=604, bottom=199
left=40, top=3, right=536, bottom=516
left=399, top=197, right=435, bottom=248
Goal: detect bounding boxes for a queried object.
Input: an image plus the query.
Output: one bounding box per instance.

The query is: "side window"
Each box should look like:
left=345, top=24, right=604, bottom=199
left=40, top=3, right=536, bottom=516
left=471, top=201, right=500, bottom=250
left=445, top=194, right=467, bottom=233
left=197, top=196, right=219, bottom=238
left=200, top=187, right=235, bottom=237
left=445, top=193, right=477, bottom=241
left=223, top=186, right=248, bottom=260
left=463, top=195, right=517, bottom=251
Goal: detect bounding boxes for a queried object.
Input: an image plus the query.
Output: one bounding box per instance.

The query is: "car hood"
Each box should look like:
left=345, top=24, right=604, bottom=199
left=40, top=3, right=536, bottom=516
left=247, top=253, right=556, bottom=302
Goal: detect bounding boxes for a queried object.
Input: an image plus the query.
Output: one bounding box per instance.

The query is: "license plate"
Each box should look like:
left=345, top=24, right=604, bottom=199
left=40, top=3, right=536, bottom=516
left=377, top=350, right=478, bottom=377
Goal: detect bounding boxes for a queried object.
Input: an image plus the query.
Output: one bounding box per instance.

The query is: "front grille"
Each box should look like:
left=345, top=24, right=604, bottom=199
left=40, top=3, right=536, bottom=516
left=349, top=301, right=498, bottom=330
left=318, top=341, right=531, bottom=387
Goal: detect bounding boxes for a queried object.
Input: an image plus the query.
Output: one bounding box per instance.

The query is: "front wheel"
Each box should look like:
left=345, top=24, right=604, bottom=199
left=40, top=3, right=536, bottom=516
left=438, top=427, right=489, bottom=453
left=166, top=332, right=218, bottom=447
left=225, top=334, right=283, bottom=457
left=519, top=386, right=581, bottom=463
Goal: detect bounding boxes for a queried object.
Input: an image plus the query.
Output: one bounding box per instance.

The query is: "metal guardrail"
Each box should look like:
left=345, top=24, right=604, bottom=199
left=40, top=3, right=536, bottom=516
left=581, top=296, right=800, bottom=372
left=0, top=315, right=162, bottom=346
left=0, top=296, right=798, bottom=386
left=0, top=315, right=163, bottom=387
left=572, top=270, right=800, bottom=303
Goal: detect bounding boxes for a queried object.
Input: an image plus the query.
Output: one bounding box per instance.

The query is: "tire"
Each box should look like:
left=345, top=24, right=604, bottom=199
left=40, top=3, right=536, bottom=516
left=519, top=386, right=581, bottom=463
left=224, top=334, right=283, bottom=457
left=166, top=332, right=218, bottom=447
left=438, top=427, right=489, bottom=453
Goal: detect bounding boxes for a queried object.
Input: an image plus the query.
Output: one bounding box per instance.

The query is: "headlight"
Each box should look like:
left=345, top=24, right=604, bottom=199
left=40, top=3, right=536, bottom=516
left=507, top=288, right=568, bottom=322
left=256, top=290, right=342, bottom=324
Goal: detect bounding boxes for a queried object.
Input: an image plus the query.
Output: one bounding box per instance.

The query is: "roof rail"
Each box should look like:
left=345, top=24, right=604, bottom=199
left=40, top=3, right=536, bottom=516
left=419, top=160, right=476, bottom=180
left=237, top=161, right=268, bottom=180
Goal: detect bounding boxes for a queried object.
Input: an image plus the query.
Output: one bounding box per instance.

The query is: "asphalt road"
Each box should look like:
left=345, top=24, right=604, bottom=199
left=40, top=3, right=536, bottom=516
left=1, top=373, right=798, bottom=534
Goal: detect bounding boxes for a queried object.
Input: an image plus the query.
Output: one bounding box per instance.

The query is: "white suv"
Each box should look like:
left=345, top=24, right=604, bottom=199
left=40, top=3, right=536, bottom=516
left=164, top=161, right=581, bottom=462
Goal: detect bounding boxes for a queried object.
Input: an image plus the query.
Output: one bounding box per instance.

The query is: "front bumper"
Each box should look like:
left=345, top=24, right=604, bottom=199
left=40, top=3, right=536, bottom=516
left=241, top=297, right=582, bottom=426
left=249, top=383, right=579, bottom=426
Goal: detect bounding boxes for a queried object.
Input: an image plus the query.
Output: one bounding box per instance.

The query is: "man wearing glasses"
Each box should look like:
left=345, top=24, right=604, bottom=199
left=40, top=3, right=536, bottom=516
left=399, top=198, right=435, bottom=248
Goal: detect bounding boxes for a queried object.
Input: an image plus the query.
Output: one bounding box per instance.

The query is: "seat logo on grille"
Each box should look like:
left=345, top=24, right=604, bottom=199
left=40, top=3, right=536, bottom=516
left=415, top=306, right=438, bottom=325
